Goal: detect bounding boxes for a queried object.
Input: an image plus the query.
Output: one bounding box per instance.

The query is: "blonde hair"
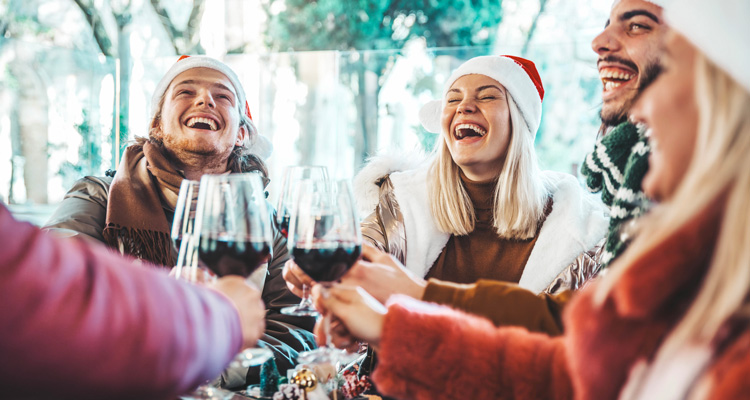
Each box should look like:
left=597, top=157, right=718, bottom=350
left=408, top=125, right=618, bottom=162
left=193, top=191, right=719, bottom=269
left=596, top=53, right=750, bottom=351
left=429, top=93, right=550, bottom=239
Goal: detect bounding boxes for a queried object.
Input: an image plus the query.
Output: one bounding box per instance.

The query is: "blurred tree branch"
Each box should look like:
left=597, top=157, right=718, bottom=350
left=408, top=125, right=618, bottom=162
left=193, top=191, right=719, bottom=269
left=522, top=0, right=548, bottom=56
left=72, top=0, right=114, bottom=57
left=150, top=0, right=206, bottom=54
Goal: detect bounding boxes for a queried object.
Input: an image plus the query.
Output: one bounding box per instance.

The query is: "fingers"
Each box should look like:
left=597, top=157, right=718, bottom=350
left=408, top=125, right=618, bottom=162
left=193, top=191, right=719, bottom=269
left=312, top=284, right=387, bottom=345
left=361, top=242, right=402, bottom=269
left=210, top=276, right=267, bottom=348
left=360, top=242, right=385, bottom=262
left=313, top=314, right=361, bottom=352
left=282, top=259, right=315, bottom=298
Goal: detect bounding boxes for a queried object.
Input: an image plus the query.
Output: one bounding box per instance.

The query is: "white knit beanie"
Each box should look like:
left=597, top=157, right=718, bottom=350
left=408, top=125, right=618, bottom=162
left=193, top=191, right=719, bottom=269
left=150, top=55, right=273, bottom=160
left=419, top=55, right=545, bottom=137
left=664, top=0, right=750, bottom=92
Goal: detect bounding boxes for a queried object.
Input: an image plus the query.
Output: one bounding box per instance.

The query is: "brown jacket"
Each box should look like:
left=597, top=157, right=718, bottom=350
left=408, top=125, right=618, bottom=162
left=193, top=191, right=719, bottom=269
left=422, top=279, right=575, bottom=336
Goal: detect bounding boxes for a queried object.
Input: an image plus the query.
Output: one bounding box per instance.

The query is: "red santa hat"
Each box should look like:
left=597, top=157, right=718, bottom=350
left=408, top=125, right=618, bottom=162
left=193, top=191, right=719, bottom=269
left=419, top=55, right=545, bottom=137
left=150, top=55, right=272, bottom=159
left=665, top=0, right=750, bottom=93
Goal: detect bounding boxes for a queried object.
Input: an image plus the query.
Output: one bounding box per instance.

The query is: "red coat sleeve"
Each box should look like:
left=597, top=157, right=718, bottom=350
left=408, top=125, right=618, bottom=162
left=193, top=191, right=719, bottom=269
left=372, top=295, right=573, bottom=400
left=0, top=204, right=242, bottom=400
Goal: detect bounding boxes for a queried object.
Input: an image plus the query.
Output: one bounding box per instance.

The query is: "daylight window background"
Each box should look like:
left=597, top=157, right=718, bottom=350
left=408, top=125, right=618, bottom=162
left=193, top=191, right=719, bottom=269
left=0, top=0, right=609, bottom=224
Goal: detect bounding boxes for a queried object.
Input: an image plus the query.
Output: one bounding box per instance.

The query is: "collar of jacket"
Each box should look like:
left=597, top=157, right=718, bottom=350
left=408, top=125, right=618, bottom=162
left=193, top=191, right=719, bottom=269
left=356, top=156, right=609, bottom=294
left=610, top=194, right=727, bottom=318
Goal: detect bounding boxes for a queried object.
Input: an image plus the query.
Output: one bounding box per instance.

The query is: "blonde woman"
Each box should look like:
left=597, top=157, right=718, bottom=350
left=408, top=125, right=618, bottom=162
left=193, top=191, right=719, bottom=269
left=284, top=56, right=608, bottom=339
left=314, top=0, right=750, bottom=398
left=354, top=55, right=607, bottom=295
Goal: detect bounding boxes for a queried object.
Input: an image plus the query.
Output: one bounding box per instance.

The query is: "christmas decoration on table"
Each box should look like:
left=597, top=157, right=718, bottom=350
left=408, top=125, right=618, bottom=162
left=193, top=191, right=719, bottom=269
left=273, top=384, right=303, bottom=400
left=290, top=367, right=318, bottom=392
left=339, top=369, right=372, bottom=399
left=260, top=357, right=282, bottom=397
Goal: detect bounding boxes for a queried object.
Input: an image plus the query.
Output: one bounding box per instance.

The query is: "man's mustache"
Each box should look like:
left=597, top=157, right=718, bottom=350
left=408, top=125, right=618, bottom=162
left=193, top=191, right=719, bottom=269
left=597, top=56, right=639, bottom=73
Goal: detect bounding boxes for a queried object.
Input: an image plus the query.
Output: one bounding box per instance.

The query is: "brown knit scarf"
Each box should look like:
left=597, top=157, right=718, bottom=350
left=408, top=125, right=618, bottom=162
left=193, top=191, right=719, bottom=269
left=102, top=142, right=184, bottom=268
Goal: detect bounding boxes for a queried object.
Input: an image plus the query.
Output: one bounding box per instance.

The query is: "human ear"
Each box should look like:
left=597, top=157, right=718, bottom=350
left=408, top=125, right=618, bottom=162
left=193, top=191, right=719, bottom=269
left=236, top=124, right=248, bottom=147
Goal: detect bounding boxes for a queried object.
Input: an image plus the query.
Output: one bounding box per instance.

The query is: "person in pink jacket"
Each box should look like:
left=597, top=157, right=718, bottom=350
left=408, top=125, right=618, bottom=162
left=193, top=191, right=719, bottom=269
left=313, top=1, right=750, bottom=399
left=0, top=203, right=265, bottom=400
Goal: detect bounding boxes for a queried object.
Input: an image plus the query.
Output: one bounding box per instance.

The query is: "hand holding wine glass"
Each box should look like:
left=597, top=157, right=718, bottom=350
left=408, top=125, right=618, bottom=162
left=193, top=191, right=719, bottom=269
left=276, top=165, right=329, bottom=316
left=193, top=173, right=275, bottom=369
left=311, top=285, right=387, bottom=349
left=287, top=179, right=363, bottom=365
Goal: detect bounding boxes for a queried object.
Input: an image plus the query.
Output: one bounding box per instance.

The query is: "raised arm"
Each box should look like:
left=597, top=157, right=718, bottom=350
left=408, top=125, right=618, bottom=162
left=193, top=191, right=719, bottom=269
left=374, top=297, right=573, bottom=399
left=0, top=204, right=243, bottom=400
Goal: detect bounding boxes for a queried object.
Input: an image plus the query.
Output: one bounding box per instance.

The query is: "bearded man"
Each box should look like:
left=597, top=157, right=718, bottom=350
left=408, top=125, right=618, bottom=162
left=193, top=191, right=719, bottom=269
left=45, top=55, right=315, bottom=388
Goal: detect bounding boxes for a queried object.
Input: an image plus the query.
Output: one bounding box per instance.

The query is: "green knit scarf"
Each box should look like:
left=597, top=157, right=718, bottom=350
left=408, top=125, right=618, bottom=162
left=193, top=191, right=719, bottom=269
left=580, top=121, right=651, bottom=267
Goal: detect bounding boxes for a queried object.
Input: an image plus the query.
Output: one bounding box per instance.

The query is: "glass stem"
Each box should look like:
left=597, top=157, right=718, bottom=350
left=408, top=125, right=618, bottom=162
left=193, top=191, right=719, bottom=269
left=301, top=284, right=310, bottom=304
left=324, top=313, right=333, bottom=349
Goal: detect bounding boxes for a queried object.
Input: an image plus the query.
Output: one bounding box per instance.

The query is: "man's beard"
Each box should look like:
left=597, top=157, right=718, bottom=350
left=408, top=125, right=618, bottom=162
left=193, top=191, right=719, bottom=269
left=600, top=61, right=663, bottom=128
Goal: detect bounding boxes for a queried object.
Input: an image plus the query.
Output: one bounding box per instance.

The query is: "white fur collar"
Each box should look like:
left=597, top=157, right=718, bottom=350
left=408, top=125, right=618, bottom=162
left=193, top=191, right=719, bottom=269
left=517, top=172, right=609, bottom=292
left=353, top=150, right=430, bottom=218
left=355, top=159, right=609, bottom=294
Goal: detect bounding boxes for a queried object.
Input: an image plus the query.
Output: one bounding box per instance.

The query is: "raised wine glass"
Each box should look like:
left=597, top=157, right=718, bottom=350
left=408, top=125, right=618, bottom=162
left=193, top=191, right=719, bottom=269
left=171, top=180, right=212, bottom=283
left=287, top=179, right=362, bottom=365
left=276, top=166, right=329, bottom=317
left=171, top=180, right=225, bottom=400
left=193, top=173, right=275, bottom=367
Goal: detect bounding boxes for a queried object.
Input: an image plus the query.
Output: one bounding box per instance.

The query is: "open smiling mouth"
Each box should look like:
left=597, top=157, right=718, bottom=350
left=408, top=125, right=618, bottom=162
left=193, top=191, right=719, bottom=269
left=454, top=123, right=487, bottom=140
left=185, top=117, right=220, bottom=131
left=600, top=68, right=636, bottom=93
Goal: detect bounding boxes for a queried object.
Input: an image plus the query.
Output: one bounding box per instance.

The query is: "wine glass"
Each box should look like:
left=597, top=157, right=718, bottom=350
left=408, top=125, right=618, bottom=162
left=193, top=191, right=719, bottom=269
left=276, top=166, right=329, bottom=316
left=171, top=180, right=210, bottom=282
left=287, top=179, right=362, bottom=365
left=170, top=181, right=226, bottom=400
left=193, top=173, right=275, bottom=367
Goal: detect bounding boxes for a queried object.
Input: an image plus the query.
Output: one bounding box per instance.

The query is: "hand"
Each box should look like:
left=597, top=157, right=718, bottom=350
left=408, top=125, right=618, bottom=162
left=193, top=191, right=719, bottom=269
left=210, top=276, right=266, bottom=349
left=340, top=243, right=427, bottom=303
left=312, top=315, right=361, bottom=353
left=312, top=284, right=387, bottom=347
left=282, top=259, right=315, bottom=298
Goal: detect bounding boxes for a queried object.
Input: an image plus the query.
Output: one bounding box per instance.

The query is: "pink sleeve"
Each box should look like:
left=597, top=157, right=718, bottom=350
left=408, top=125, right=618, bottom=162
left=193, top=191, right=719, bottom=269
left=0, top=204, right=242, bottom=399
left=372, top=295, right=573, bottom=400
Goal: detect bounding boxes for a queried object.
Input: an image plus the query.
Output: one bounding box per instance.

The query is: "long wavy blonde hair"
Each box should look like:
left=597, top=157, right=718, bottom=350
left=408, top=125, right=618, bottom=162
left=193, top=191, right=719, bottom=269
left=428, top=92, right=550, bottom=240
left=596, top=52, right=750, bottom=352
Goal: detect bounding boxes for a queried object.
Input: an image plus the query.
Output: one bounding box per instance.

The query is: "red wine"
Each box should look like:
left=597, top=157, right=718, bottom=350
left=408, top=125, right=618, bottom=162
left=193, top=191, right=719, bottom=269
left=199, top=237, right=271, bottom=277
left=291, top=243, right=361, bottom=283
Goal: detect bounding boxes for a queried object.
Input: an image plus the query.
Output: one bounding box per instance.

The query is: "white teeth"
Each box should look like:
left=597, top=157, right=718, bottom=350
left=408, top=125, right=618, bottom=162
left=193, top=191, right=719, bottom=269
left=599, top=70, right=635, bottom=81
left=454, top=123, right=486, bottom=137
left=186, top=117, right=218, bottom=131
left=604, top=81, right=622, bottom=91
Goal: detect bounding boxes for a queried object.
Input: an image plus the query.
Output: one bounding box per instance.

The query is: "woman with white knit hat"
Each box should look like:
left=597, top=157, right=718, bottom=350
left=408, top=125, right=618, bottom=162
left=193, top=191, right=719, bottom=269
left=308, top=0, right=750, bottom=398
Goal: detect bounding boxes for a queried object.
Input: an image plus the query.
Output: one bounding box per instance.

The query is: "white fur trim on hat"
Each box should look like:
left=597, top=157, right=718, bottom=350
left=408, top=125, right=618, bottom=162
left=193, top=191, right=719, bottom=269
left=665, top=0, right=750, bottom=93
left=419, top=55, right=543, bottom=137
left=150, top=55, right=273, bottom=160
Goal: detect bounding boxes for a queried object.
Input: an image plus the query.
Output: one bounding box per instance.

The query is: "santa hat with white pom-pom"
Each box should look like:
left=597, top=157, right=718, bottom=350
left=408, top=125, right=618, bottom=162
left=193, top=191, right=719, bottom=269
left=418, top=55, right=545, bottom=137
left=150, top=55, right=273, bottom=160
